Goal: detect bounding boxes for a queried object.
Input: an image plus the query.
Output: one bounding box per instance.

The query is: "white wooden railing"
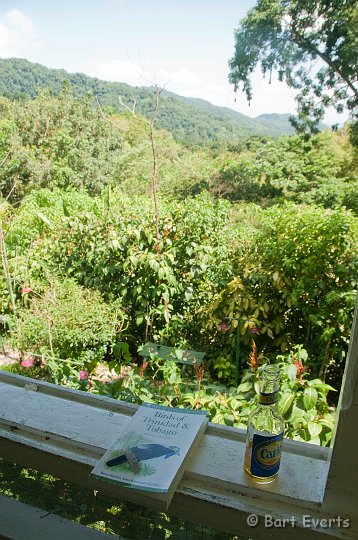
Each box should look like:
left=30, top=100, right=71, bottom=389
left=1, top=344, right=357, bottom=540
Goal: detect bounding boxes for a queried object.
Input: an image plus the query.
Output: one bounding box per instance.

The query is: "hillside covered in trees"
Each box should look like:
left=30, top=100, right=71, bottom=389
left=0, top=58, right=299, bottom=148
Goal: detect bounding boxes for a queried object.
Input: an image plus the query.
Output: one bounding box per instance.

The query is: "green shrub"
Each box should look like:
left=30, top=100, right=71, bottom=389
left=26, top=192, right=239, bottom=351
left=11, top=277, right=125, bottom=369
left=204, top=203, right=358, bottom=384
left=92, top=346, right=335, bottom=446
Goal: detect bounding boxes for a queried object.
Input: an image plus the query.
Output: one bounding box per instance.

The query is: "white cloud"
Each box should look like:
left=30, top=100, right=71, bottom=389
left=164, top=67, right=201, bottom=91
left=0, top=10, right=37, bottom=58
left=87, top=58, right=200, bottom=95
left=89, top=59, right=203, bottom=94
left=94, top=59, right=148, bottom=87
left=78, top=55, right=349, bottom=125
left=6, top=9, right=35, bottom=34
left=0, top=22, right=20, bottom=57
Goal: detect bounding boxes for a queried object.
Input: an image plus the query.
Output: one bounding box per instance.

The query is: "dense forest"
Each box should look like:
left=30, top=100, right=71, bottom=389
left=0, top=60, right=357, bottom=447
left=0, top=58, right=298, bottom=148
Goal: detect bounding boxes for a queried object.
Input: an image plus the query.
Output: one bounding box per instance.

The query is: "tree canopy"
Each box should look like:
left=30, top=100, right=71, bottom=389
left=228, top=0, right=358, bottom=137
left=0, top=58, right=295, bottom=151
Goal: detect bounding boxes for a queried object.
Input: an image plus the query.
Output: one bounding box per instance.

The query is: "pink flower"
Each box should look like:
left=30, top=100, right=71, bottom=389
left=219, top=321, right=230, bottom=333
left=250, top=327, right=259, bottom=335
left=21, top=287, right=33, bottom=294
left=79, top=370, right=89, bottom=381
left=21, top=358, right=34, bottom=368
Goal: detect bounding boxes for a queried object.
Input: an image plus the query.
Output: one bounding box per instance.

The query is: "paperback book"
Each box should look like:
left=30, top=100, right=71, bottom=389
left=90, top=402, right=208, bottom=509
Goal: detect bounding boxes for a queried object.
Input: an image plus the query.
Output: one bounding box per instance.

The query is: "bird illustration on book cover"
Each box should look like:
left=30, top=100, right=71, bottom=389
left=104, top=433, right=181, bottom=477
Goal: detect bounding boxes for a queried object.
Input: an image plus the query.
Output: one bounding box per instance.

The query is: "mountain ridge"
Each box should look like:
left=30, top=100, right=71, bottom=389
left=0, top=57, right=299, bottom=147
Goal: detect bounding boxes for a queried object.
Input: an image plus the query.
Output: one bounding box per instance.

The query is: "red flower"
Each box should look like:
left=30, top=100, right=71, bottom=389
left=79, top=370, right=89, bottom=380
left=219, top=321, right=230, bottom=333
left=249, top=341, right=259, bottom=371
left=21, top=287, right=33, bottom=294
left=293, top=356, right=305, bottom=384
left=21, top=358, right=34, bottom=368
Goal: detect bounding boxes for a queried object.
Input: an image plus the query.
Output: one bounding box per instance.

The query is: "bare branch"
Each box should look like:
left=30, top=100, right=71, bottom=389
left=97, top=83, right=164, bottom=245
left=118, top=95, right=138, bottom=118
left=0, top=150, right=11, bottom=170
left=0, top=218, right=16, bottom=316
left=148, top=85, right=165, bottom=244
left=4, top=180, right=18, bottom=203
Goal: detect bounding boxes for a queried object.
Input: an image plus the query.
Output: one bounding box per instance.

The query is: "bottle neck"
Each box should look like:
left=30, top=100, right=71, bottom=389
left=258, top=391, right=279, bottom=407
left=258, top=370, right=280, bottom=406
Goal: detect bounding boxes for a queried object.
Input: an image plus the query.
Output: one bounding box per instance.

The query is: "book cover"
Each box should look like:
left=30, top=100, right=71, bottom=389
left=90, top=402, right=208, bottom=509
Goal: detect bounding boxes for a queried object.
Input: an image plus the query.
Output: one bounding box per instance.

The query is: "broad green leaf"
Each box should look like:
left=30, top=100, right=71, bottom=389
left=298, top=349, right=308, bottom=361
left=319, top=415, right=335, bottom=430
left=112, top=344, right=122, bottom=359
left=307, top=378, right=324, bottom=386
left=279, top=392, right=295, bottom=415
left=237, top=381, right=252, bottom=393
left=308, top=422, right=322, bottom=438
left=307, top=380, right=336, bottom=393
left=307, top=436, right=321, bottom=445
left=321, top=432, right=333, bottom=446
left=303, top=410, right=316, bottom=422
left=289, top=405, right=305, bottom=426
left=185, top=289, right=193, bottom=301
left=224, top=414, right=235, bottom=426
left=169, top=372, right=178, bottom=384
left=241, top=371, right=254, bottom=383
left=286, top=364, right=298, bottom=381
left=37, top=212, right=52, bottom=226
left=303, top=387, right=318, bottom=410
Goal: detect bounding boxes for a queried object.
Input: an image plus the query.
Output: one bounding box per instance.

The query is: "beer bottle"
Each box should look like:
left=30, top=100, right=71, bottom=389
left=244, top=364, right=284, bottom=483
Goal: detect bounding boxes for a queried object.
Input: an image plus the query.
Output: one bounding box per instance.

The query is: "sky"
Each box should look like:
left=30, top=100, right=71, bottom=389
left=0, top=0, right=347, bottom=124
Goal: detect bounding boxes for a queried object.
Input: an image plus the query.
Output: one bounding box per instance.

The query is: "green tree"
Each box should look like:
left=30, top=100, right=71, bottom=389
left=216, top=131, right=358, bottom=207
left=0, top=91, right=124, bottom=201
left=228, top=0, right=358, bottom=137
left=205, top=204, right=357, bottom=385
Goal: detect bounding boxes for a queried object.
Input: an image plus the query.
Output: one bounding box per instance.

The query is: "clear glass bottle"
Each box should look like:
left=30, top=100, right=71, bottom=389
left=244, top=364, right=284, bottom=483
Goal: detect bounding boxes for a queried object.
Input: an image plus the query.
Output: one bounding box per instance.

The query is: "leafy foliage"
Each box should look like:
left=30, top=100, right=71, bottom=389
left=0, top=57, right=303, bottom=150
left=93, top=346, right=335, bottom=446
left=11, top=276, right=125, bottom=370
left=229, top=0, right=358, bottom=138
left=0, top=91, right=125, bottom=202
left=217, top=131, right=358, bottom=208
left=21, top=192, right=236, bottom=351
left=4, top=187, right=356, bottom=392
left=204, top=203, right=357, bottom=383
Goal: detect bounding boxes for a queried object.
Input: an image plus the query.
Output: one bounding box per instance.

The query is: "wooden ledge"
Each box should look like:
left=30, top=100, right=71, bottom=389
left=0, top=494, right=115, bottom=540
left=0, top=371, right=343, bottom=539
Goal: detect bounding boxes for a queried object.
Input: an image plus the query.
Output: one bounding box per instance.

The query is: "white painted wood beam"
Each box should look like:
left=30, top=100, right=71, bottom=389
left=323, top=304, right=358, bottom=516
left=0, top=493, right=116, bottom=540
left=1, top=370, right=354, bottom=539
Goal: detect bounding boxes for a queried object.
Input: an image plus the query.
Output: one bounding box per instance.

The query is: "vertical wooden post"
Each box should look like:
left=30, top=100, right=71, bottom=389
left=322, top=297, right=358, bottom=522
